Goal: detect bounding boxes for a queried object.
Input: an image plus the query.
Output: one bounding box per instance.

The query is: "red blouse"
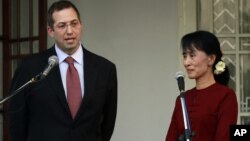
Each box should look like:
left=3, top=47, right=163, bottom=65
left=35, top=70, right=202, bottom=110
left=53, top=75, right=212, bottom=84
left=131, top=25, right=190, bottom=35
left=166, top=83, right=238, bottom=141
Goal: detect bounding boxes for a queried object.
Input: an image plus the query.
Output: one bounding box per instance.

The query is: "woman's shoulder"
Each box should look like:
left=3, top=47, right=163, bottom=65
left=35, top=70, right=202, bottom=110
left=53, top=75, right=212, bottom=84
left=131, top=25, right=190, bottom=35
left=209, top=83, right=237, bottom=102
left=214, top=83, right=235, bottom=94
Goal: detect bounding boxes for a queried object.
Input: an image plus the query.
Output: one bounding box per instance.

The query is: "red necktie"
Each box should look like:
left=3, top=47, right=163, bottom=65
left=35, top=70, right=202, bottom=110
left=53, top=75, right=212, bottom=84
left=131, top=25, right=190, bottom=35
left=65, top=57, right=82, bottom=119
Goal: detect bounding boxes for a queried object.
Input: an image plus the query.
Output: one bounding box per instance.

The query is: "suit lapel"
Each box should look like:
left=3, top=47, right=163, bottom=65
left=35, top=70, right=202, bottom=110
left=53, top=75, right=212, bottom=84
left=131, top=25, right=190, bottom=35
left=74, top=47, right=98, bottom=120
left=44, top=47, right=72, bottom=117
left=47, top=67, right=70, bottom=113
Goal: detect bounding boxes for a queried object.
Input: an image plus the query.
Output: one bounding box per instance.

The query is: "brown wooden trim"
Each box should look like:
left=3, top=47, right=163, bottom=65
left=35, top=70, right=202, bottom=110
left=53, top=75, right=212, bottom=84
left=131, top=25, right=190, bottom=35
left=3, top=0, right=11, bottom=98
left=9, top=36, right=39, bottom=42
left=8, top=54, right=33, bottom=59
left=39, top=0, right=47, bottom=51
left=2, top=0, right=12, bottom=140
left=29, top=0, right=34, bottom=53
left=1, top=36, right=39, bottom=43
left=17, top=0, right=21, bottom=56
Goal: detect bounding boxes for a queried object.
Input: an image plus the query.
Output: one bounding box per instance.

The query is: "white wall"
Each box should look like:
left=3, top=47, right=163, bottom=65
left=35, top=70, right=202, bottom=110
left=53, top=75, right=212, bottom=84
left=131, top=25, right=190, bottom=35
left=49, top=0, right=180, bottom=140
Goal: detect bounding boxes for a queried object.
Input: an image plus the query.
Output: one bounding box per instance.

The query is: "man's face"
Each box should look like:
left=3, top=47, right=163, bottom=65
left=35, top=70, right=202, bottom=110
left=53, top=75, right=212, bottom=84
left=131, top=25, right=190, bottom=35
left=48, top=7, right=83, bottom=55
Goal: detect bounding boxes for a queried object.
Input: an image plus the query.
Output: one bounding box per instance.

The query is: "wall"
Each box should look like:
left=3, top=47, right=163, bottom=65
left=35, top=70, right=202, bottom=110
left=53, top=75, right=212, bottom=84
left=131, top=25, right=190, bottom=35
left=48, top=0, right=180, bottom=140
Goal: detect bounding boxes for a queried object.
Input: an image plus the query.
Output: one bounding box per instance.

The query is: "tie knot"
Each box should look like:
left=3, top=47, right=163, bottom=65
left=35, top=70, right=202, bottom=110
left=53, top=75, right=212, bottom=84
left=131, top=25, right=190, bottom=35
left=65, top=57, right=74, bottom=64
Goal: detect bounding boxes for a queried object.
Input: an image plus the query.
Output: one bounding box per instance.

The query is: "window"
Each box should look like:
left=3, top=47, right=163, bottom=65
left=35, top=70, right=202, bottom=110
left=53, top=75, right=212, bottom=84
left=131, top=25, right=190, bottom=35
left=197, top=0, right=250, bottom=124
left=0, top=0, right=47, bottom=140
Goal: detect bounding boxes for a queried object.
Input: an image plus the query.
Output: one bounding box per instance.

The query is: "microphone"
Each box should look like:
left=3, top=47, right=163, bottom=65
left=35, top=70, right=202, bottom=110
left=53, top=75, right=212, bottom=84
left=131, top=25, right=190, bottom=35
left=41, top=55, right=59, bottom=77
left=175, top=71, right=185, bottom=92
left=0, top=55, right=59, bottom=104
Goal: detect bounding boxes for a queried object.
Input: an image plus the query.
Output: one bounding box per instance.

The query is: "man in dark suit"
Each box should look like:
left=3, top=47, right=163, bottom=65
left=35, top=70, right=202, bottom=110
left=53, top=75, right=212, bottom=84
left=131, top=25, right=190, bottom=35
left=8, top=1, right=117, bottom=141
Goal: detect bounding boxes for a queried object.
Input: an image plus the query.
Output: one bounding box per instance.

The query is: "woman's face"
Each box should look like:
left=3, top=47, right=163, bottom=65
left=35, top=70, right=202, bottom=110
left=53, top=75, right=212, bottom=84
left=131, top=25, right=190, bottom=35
left=182, top=47, right=215, bottom=81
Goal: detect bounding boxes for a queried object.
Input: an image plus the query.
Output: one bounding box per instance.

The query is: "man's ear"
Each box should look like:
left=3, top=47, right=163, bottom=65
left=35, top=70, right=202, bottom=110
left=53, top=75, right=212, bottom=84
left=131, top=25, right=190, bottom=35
left=47, top=26, right=54, bottom=38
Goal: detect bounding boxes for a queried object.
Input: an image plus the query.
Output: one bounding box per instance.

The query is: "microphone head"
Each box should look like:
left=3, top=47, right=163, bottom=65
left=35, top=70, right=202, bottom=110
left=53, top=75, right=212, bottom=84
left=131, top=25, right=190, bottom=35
left=48, top=55, right=59, bottom=65
left=41, top=55, right=59, bottom=77
left=175, top=71, right=185, bottom=80
left=175, top=71, right=185, bottom=92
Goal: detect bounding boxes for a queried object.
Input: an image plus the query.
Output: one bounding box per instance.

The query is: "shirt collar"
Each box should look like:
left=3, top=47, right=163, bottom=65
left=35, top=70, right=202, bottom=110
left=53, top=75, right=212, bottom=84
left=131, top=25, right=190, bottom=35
left=55, top=43, right=83, bottom=65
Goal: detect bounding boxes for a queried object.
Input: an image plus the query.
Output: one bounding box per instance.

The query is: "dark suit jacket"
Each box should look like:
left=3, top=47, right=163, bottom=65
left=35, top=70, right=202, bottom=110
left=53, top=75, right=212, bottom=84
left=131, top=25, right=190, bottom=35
left=8, top=46, right=117, bottom=141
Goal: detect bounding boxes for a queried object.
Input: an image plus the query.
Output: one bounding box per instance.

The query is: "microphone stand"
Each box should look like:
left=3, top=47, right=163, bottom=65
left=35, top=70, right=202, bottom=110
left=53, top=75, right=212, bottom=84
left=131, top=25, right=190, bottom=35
left=0, top=55, right=58, bottom=105
left=178, top=91, right=194, bottom=141
left=0, top=73, right=44, bottom=105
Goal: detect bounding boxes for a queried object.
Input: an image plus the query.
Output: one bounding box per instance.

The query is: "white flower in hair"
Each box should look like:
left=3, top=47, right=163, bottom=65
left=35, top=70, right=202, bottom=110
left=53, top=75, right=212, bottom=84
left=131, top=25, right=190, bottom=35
left=214, top=61, right=226, bottom=75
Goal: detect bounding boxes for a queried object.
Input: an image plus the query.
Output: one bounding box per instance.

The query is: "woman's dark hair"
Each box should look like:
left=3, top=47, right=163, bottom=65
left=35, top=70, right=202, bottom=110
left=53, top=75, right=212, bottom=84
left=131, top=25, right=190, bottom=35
left=47, top=0, right=81, bottom=28
left=181, top=30, right=229, bottom=86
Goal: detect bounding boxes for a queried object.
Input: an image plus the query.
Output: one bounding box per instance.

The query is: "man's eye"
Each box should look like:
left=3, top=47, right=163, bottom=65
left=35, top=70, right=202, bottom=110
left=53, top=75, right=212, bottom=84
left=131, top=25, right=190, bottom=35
left=71, top=21, right=79, bottom=27
left=58, top=24, right=66, bottom=29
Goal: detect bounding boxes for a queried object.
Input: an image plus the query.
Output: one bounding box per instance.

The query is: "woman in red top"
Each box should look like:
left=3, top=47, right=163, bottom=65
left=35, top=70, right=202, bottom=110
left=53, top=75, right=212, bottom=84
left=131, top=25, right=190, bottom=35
left=165, top=31, right=238, bottom=141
